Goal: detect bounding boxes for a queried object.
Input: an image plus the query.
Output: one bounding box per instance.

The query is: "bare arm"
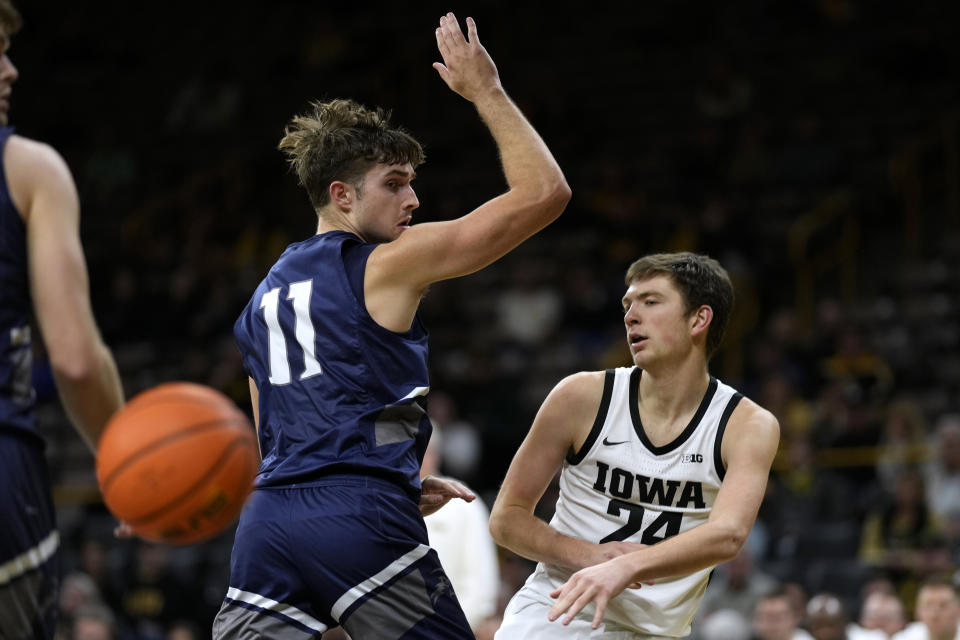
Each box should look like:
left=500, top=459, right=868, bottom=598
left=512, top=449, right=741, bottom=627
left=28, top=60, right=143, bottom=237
left=548, top=399, right=780, bottom=628
left=365, top=14, right=570, bottom=330
left=489, top=372, right=645, bottom=571
left=8, top=136, right=123, bottom=449
left=247, top=377, right=260, bottom=433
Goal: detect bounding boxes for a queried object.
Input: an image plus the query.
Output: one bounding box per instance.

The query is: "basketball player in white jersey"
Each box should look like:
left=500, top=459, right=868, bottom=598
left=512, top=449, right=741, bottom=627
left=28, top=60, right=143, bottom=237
left=489, top=252, right=779, bottom=638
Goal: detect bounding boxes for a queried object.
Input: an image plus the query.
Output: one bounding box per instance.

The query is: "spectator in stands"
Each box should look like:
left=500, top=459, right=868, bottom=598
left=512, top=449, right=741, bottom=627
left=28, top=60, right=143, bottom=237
left=698, top=544, right=778, bottom=622
left=859, top=591, right=908, bottom=638
left=806, top=593, right=886, bottom=640
left=924, top=416, right=960, bottom=542
left=58, top=571, right=102, bottom=633
left=859, top=467, right=944, bottom=577
left=700, top=609, right=751, bottom=640
left=71, top=604, right=117, bottom=640
left=893, top=579, right=960, bottom=640
left=753, top=587, right=814, bottom=640
left=875, top=399, right=929, bottom=492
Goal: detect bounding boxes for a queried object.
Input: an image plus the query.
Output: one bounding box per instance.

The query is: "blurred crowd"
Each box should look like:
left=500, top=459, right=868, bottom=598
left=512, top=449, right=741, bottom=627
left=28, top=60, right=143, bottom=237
left=12, top=1, right=960, bottom=638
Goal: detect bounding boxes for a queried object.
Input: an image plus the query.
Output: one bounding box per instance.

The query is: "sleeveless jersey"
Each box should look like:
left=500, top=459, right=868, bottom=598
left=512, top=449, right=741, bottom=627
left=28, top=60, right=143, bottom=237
left=234, top=230, right=431, bottom=500
left=521, top=366, right=743, bottom=637
left=0, top=126, right=38, bottom=438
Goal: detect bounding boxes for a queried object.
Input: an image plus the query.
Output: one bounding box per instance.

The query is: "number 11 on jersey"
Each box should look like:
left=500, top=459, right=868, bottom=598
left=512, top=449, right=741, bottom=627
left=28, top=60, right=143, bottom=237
left=259, top=279, right=323, bottom=385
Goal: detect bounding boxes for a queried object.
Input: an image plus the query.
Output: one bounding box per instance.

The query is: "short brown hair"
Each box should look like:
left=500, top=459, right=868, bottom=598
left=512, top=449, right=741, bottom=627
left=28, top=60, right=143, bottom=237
left=0, top=0, right=22, bottom=36
left=625, top=252, right=734, bottom=358
left=278, top=99, right=425, bottom=209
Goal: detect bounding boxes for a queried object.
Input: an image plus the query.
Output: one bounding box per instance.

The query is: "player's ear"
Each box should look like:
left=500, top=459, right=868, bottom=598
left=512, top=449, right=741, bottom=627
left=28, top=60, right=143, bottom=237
left=690, top=305, right=713, bottom=339
left=329, top=181, right=353, bottom=211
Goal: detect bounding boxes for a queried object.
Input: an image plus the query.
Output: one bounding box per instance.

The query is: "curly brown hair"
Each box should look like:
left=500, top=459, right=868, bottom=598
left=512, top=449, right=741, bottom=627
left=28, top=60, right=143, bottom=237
left=625, top=252, right=734, bottom=359
left=278, top=99, right=425, bottom=210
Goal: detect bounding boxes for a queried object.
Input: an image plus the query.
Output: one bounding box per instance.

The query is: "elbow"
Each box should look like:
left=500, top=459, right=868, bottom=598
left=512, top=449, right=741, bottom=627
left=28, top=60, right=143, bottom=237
left=51, top=356, right=95, bottom=384
left=715, top=525, right=750, bottom=563
left=524, top=177, right=572, bottom=221
left=49, top=343, right=105, bottom=384
left=488, top=507, right=510, bottom=547
left=552, top=177, right=572, bottom=208
left=544, top=177, right=572, bottom=215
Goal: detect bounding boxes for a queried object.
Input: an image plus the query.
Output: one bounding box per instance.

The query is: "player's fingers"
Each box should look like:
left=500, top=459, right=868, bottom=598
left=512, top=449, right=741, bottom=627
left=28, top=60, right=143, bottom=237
left=420, top=493, right=445, bottom=506
left=435, top=26, right=452, bottom=61
left=591, top=597, right=608, bottom=629
left=466, top=16, right=479, bottom=45
left=547, top=585, right=581, bottom=621
left=447, top=13, right=469, bottom=48
left=444, top=479, right=475, bottom=500
left=438, top=15, right=459, bottom=52
left=563, top=590, right=596, bottom=626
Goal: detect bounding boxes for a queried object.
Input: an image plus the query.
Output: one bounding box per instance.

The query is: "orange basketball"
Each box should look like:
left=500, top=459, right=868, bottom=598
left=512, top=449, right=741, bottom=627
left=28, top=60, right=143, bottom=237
left=96, top=382, right=259, bottom=545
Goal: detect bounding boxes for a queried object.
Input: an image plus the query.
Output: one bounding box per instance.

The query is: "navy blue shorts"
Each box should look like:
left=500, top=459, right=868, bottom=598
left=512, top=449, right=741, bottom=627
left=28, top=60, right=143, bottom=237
left=213, top=476, right=473, bottom=639
left=0, top=432, right=60, bottom=639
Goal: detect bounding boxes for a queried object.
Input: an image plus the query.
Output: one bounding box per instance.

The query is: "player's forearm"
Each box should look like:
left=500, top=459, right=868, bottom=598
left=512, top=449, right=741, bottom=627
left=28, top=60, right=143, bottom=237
left=473, top=89, right=570, bottom=206
left=53, top=341, right=124, bottom=450
left=621, top=520, right=747, bottom=583
left=489, top=505, right=596, bottom=571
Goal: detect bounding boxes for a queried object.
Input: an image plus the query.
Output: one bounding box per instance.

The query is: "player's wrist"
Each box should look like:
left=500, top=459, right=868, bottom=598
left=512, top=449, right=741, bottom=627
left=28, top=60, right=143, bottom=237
left=471, top=85, right=508, bottom=110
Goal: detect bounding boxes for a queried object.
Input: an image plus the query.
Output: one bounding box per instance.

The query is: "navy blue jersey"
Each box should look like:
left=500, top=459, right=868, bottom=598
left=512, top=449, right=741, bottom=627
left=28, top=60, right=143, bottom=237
left=234, top=231, right=431, bottom=499
left=0, top=127, right=38, bottom=438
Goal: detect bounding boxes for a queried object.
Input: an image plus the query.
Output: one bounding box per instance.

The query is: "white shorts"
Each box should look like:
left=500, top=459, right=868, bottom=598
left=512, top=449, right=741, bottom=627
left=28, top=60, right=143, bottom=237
left=495, top=589, right=659, bottom=640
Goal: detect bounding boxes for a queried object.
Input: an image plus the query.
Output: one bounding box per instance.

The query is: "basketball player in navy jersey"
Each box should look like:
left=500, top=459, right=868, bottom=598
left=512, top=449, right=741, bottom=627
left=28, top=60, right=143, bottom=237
left=0, top=2, right=125, bottom=637
left=489, top=253, right=779, bottom=638
left=213, top=13, right=570, bottom=640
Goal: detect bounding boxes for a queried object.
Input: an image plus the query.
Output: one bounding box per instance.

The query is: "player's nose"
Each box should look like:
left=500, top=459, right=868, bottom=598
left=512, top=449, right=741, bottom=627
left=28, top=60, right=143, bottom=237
left=0, top=55, right=18, bottom=83
left=405, top=188, right=420, bottom=211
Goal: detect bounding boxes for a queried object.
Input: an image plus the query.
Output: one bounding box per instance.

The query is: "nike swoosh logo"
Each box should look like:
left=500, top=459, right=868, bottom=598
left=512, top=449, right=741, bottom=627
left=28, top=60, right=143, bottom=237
left=602, top=437, right=629, bottom=446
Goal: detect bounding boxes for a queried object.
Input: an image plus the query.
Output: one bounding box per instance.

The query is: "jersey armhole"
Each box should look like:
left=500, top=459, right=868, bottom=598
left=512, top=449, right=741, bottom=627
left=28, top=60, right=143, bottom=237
left=341, top=240, right=427, bottom=338
left=566, top=369, right=615, bottom=465
left=341, top=241, right=377, bottom=308
left=713, top=393, right=743, bottom=480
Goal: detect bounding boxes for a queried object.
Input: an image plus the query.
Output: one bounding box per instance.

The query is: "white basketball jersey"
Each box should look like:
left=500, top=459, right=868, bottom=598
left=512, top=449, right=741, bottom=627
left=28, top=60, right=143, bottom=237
left=516, top=366, right=743, bottom=637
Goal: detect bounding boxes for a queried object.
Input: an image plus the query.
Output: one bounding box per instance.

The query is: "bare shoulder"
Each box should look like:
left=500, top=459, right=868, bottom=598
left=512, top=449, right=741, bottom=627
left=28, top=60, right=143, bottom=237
left=4, top=135, right=76, bottom=218
left=722, top=396, right=780, bottom=464
left=5, top=135, right=68, bottom=172
left=535, top=370, right=607, bottom=431
left=544, top=370, right=607, bottom=409
left=523, top=370, right=608, bottom=455
left=729, top=396, right=779, bottom=433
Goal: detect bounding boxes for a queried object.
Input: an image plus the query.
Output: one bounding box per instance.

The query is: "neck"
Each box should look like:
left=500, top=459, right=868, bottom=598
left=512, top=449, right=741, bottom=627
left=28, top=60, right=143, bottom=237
left=636, top=352, right=711, bottom=424
left=316, top=207, right=363, bottom=239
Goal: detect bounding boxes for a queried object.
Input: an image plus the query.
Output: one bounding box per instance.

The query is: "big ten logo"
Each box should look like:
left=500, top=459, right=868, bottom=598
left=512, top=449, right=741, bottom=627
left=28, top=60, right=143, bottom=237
left=681, top=453, right=703, bottom=463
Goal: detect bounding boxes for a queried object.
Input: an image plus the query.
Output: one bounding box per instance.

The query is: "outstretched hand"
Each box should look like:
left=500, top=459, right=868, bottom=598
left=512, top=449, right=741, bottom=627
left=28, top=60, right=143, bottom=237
left=419, top=475, right=475, bottom=517
left=432, top=13, right=502, bottom=103
left=547, top=556, right=646, bottom=629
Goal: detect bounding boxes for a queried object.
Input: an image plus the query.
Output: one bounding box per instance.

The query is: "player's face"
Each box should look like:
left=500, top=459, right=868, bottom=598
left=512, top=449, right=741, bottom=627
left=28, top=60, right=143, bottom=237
left=0, top=29, right=18, bottom=126
left=353, top=162, right=419, bottom=243
left=622, top=275, right=695, bottom=368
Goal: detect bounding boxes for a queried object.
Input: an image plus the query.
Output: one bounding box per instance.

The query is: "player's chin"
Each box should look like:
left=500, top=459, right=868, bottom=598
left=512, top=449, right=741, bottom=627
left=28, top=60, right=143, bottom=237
left=631, top=351, right=654, bottom=368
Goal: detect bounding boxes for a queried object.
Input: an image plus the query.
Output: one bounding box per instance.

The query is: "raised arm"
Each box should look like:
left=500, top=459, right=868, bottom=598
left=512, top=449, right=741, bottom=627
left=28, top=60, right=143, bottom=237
left=6, top=135, right=123, bottom=449
left=364, top=14, right=570, bottom=329
left=547, top=399, right=780, bottom=629
left=489, top=372, right=644, bottom=571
